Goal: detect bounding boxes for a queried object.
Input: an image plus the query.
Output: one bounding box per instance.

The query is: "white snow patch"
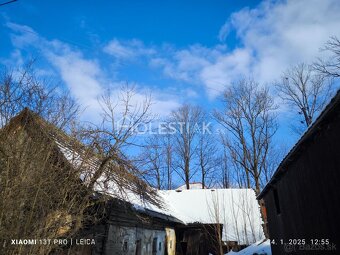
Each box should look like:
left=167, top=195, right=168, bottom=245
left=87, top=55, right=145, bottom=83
left=226, top=239, right=271, bottom=255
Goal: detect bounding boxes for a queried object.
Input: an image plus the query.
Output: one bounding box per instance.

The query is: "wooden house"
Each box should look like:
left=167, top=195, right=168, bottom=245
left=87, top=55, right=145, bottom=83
left=0, top=108, right=180, bottom=255
left=258, top=91, right=340, bottom=255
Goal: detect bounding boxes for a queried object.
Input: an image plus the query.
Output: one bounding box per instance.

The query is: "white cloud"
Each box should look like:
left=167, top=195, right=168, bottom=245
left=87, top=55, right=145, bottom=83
left=1, top=49, right=24, bottom=67
left=151, top=95, right=182, bottom=117
left=218, top=22, right=230, bottom=42
left=151, top=0, right=340, bottom=98
left=150, top=44, right=222, bottom=85
left=200, top=48, right=253, bottom=98
left=103, top=39, right=156, bottom=59
left=7, top=22, right=104, bottom=120
left=6, top=23, right=181, bottom=121
left=45, top=47, right=103, bottom=102
left=7, top=22, right=39, bottom=47
left=103, top=39, right=135, bottom=59
left=228, top=0, right=340, bottom=83
left=46, top=50, right=105, bottom=121
left=101, top=82, right=181, bottom=120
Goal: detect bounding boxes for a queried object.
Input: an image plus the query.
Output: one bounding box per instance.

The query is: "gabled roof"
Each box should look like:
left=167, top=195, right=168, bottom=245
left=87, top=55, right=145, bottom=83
left=3, top=108, right=162, bottom=208
left=258, top=90, right=340, bottom=199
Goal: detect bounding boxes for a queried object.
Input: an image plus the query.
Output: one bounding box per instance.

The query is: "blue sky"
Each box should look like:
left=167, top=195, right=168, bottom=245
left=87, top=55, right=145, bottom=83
left=1, top=0, right=340, bottom=150
left=2, top=1, right=258, bottom=47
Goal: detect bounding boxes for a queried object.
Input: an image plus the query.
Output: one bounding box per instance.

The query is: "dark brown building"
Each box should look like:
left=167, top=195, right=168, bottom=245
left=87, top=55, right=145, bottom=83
left=258, top=91, right=340, bottom=255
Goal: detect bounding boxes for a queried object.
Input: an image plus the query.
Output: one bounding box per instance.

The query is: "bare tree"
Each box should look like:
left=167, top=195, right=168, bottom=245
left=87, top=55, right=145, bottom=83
left=276, top=63, right=333, bottom=132
left=0, top=61, right=85, bottom=254
left=0, top=62, right=158, bottom=200
left=261, top=144, right=286, bottom=186
left=196, top=132, right=219, bottom=189
left=76, top=85, right=160, bottom=204
left=0, top=63, right=160, bottom=254
left=0, top=61, right=79, bottom=129
left=220, top=136, right=249, bottom=189
left=139, top=131, right=176, bottom=190
left=314, top=36, right=340, bottom=78
left=218, top=135, right=231, bottom=189
left=0, top=105, right=159, bottom=255
left=163, top=132, right=174, bottom=190
left=0, top=117, right=90, bottom=255
left=170, top=104, right=204, bottom=189
left=214, top=79, right=277, bottom=195
left=140, top=135, right=165, bottom=189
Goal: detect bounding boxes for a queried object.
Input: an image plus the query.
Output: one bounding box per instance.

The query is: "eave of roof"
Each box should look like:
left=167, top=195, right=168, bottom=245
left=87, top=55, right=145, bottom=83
left=258, top=90, right=340, bottom=200
left=139, top=208, right=184, bottom=224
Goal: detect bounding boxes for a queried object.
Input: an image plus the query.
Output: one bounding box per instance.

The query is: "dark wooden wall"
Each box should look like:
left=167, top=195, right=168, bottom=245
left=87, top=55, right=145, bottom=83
left=264, top=112, right=340, bottom=254
left=175, top=224, right=223, bottom=255
left=61, top=198, right=177, bottom=255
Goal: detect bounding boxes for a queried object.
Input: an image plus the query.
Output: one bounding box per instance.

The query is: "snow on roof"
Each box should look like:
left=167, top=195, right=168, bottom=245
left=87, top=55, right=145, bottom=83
left=158, top=189, right=265, bottom=244
left=55, top=139, right=107, bottom=182
left=226, top=239, right=271, bottom=255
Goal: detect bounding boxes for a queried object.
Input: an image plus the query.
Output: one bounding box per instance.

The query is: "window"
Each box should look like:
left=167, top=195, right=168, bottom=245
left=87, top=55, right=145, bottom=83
left=123, top=240, right=128, bottom=252
left=273, top=188, right=281, bottom=215
left=135, top=240, right=141, bottom=255
left=159, top=242, right=162, bottom=251
left=152, top=237, right=157, bottom=254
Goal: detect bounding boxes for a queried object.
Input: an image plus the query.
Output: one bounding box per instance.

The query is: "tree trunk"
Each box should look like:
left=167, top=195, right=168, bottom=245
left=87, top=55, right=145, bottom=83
left=185, top=158, right=190, bottom=189
left=201, top=163, right=205, bottom=189
left=167, top=148, right=172, bottom=190
left=202, top=170, right=205, bottom=189
left=245, top=168, right=251, bottom=189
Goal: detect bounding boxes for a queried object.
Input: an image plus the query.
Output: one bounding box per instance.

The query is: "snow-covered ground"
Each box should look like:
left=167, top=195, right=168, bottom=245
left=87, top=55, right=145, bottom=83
left=226, top=239, right=271, bottom=255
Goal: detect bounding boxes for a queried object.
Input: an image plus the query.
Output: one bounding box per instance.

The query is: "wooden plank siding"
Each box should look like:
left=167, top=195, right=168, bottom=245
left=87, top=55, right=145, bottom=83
left=99, top=199, right=178, bottom=255
left=263, top=106, right=340, bottom=255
